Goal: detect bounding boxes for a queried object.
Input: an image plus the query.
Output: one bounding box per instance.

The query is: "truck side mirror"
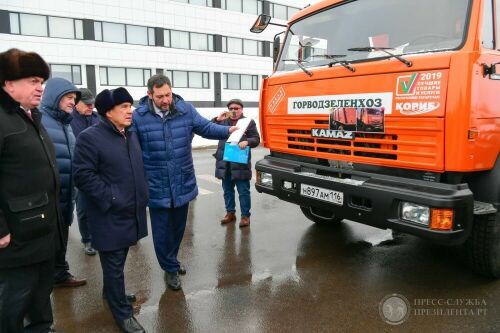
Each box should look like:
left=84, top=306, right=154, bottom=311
left=250, top=14, right=272, bottom=33
left=273, top=34, right=281, bottom=63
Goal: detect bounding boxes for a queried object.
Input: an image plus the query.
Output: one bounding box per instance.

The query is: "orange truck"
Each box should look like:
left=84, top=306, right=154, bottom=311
left=251, top=0, right=500, bottom=277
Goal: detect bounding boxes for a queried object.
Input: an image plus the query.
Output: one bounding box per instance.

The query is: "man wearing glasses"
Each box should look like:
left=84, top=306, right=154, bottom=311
left=213, top=99, right=260, bottom=228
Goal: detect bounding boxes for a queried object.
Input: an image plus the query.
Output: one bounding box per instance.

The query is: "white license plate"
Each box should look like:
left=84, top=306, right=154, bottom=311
left=300, top=184, right=344, bottom=205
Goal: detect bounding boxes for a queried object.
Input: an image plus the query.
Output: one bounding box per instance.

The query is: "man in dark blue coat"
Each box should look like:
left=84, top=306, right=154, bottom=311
left=40, top=77, right=87, bottom=288
left=73, top=87, right=148, bottom=333
left=70, top=87, right=99, bottom=256
left=132, top=74, right=237, bottom=291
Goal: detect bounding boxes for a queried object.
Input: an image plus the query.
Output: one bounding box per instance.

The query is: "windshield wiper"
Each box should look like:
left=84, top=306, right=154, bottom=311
left=348, top=47, right=412, bottom=67
left=325, top=55, right=355, bottom=72
left=283, top=59, right=313, bottom=77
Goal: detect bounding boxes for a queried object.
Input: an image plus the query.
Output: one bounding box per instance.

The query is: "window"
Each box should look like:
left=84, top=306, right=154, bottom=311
left=164, top=30, right=171, bottom=47
left=172, top=0, right=213, bottom=5
left=94, top=21, right=102, bottom=40
left=126, top=25, right=148, bottom=45
left=270, top=4, right=300, bottom=20
left=100, top=67, right=151, bottom=86
left=272, top=4, right=287, bottom=20
left=227, top=37, right=243, bottom=54
left=102, top=22, right=126, bottom=43
left=9, top=13, right=19, bottom=34
left=244, top=39, right=258, bottom=56
left=148, top=28, right=155, bottom=46
left=165, top=70, right=210, bottom=88
left=223, top=73, right=258, bottom=90
left=164, top=30, right=214, bottom=51
left=222, top=36, right=263, bottom=56
left=191, top=32, right=208, bottom=51
left=49, top=17, right=76, bottom=39
left=242, top=0, right=258, bottom=15
left=171, top=30, right=190, bottom=49
left=50, top=64, right=82, bottom=85
left=94, top=21, right=154, bottom=45
left=226, top=0, right=242, bottom=12
left=20, top=13, right=48, bottom=37
left=482, top=0, right=494, bottom=49
left=223, top=0, right=262, bottom=13
left=9, top=12, right=83, bottom=39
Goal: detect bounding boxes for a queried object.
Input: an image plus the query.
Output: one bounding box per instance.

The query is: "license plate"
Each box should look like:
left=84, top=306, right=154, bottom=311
left=300, top=184, right=343, bottom=205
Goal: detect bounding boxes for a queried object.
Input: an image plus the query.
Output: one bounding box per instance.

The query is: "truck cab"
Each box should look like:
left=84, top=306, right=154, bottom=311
left=251, top=0, right=500, bottom=277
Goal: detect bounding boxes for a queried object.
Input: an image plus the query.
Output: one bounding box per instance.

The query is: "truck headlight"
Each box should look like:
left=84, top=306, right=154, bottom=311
left=401, top=202, right=430, bottom=226
left=257, top=171, right=273, bottom=187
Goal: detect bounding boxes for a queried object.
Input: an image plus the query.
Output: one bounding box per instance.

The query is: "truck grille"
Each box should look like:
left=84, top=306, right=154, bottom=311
left=265, top=116, right=444, bottom=171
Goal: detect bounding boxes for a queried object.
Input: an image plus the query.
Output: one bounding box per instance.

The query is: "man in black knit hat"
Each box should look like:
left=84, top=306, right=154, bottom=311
left=0, top=48, right=64, bottom=332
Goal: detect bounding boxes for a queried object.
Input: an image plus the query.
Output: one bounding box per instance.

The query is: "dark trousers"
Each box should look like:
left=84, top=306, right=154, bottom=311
left=149, top=203, right=189, bottom=273
left=99, top=248, right=132, bottom=322
left=76, top=191, right=92, bottom=244
left=54, top=223, right=71, bottom=283
left=0, top=259, right=54, bottom=333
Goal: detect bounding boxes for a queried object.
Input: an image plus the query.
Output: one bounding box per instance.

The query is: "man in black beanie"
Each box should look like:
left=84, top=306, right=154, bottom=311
left=73, top=87, right=148, bottom=333
left=0, top=48, right=64, bottom=332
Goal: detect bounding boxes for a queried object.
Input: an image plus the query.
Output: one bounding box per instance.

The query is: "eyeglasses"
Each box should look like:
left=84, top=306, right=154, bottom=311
left=228, top=107, right=241, bottom=111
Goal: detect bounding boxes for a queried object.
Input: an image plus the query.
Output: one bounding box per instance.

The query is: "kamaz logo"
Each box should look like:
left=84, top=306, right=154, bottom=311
left=311, top=128, right=355, bottom=139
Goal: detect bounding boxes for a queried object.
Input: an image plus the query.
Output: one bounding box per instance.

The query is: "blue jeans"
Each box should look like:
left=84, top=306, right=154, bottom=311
left=76, top=191, right=92, bottom=244
left=222, top=176, right=251, bottom=217
left=149, top=203, right=189, bottom=273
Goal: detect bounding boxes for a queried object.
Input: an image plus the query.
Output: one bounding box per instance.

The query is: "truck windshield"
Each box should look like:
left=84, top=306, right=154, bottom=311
left=276, top=0, right=470, bottom=72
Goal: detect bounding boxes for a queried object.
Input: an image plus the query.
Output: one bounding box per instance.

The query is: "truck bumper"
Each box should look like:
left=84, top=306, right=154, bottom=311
left=255, top=155, right=474, bottom=245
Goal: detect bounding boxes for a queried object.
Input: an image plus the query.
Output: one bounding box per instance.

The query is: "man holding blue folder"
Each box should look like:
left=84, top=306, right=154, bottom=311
left=213, top=99, right=260, bottom=228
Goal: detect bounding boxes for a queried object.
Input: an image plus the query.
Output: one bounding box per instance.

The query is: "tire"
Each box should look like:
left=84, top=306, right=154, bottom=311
left=466, top=213, right=500, bottom=278
left=300, top=206, right=343, bottom=225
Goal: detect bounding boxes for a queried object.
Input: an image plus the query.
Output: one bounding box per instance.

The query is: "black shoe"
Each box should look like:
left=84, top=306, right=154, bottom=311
left=84, top=242, right=97, bottom=256
left=102, top=290, right=137, bottom=303
left=116, top=316, right=145, bottom=333
left=178, top=264, right=186, bottom=275
left=164, top=271, right=182, bottom=291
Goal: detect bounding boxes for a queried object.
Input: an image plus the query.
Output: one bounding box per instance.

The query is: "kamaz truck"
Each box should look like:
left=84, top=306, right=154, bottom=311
left=251, top=0, right=500, bottom=277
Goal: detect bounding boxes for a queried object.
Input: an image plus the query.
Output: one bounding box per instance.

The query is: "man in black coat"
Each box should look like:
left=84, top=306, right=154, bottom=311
left=0, top=48, right=64, bottom=332
left=73, top=87, right=148, bottom=333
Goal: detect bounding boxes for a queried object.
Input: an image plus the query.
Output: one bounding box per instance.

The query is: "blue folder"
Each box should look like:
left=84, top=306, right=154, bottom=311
left=223, top=143, right=249, bottom=164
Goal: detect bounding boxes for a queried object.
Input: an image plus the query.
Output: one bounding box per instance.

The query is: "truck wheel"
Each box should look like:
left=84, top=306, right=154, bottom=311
left=466, top=213, right=500, bottom=278
left=300, top=206, right=343, bottom=225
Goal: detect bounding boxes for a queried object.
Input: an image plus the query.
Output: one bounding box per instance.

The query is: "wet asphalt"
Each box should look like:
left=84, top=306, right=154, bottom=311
left=53, top=147, right=500, bottom=333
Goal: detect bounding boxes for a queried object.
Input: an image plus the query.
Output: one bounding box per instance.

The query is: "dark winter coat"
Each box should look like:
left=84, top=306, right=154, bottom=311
left=0, top=88, right=64, bottom=268
left=213, top=116, right=260, bottom=180
left=40, top=78, right=79, bottom=225
left=70, top=109, right=99, bottom=138
left=73, top=119, right=149, bottom=252
left=132, top=94, right=230, bottom=208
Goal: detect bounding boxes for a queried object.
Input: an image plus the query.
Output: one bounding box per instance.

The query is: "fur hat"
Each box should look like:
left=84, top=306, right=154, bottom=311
left=95, top=87, right=134, bottom=116
left=0, top=48, right=50, bottom=86
left=227, top=98, right=244, bottom=108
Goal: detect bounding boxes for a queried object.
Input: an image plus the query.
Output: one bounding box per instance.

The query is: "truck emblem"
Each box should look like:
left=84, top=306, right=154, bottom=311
left=311, top=128, right=355, bottom=140
left=268, top=86, right=285, bottom=114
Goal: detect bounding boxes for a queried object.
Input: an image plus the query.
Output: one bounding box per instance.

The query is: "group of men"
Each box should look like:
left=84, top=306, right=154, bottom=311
left=0, top=48, right=260, bottom=333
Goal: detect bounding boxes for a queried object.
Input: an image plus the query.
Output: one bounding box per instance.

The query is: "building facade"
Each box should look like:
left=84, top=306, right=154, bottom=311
left=0, top=0, right=308, bottom=146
